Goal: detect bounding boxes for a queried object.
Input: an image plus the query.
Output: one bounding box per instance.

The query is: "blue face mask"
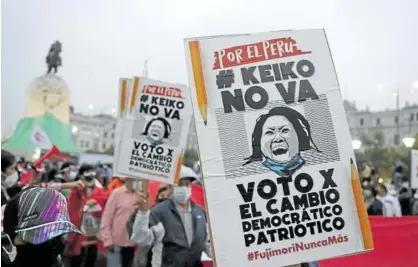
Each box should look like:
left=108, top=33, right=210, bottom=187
left=263, top=154, right=305, bottom=177
left=147, top=135, right=163, bottom=146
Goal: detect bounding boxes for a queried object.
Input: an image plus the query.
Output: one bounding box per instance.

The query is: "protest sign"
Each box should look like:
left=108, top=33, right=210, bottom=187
left=113, top=78, right=133, bottom=177
left=185, top=29, right=372, bottom=266
left=411, top=149, right=418, bottom=189
left=116, top=77, right=192, bottom=184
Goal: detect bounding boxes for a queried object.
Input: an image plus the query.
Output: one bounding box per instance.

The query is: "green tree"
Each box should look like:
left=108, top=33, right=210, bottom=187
left=355, top=146, right=410, bottom=182
left=104, top=146, right=114, bottom=155
left=183, top=149, right=200, bottom=168
left=86, top=146, right=114, bottom=155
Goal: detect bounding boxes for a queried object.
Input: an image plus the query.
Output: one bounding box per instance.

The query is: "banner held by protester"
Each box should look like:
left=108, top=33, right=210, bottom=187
left=113, top=78, right=133, bottom=177
left=185, top=29, right=373, bottom=267
left=116, top=77, right=192, bottom=184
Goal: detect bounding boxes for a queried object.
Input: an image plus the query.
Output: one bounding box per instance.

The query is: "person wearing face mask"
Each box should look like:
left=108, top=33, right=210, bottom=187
left=55, top=161, right=78, bottom=197
left=2, top=187, right=81, bottom=267
left=1, top=150, right=20, bottom=206
left=66, top=164, right=108, bottom=267
left=128, top=166, right=211, bottom=267
left=100, top=178, right=140, bottom=267
left=59, top=161, right=78, bottom=181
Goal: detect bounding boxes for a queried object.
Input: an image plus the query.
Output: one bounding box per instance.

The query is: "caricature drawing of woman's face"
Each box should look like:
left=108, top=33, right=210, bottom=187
left=260, top=115, right=299, bottom=163
left=148, top=120, right=165, bottom=143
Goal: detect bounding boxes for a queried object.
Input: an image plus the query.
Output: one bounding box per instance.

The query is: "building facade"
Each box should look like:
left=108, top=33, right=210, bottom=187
left=344, top=101, right=418, bottom=147
left=70, top=107, right=116, bottom=152
left=69, top=101, right=417, bottom=153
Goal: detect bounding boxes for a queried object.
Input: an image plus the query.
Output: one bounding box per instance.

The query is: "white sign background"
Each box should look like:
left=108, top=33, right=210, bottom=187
left=113, top=78, right=132, bottom=177
left=185, top=29, right=366, bottom=266
left=116, top=77, right=192, bottom=184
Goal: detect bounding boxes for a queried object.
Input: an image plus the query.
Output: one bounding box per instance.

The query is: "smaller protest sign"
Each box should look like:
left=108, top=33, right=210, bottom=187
left=113, top=78, right=133, bottom=177
left=116, top=77, right=192, bottom=184
left=411, top=149, right=418, bottom=189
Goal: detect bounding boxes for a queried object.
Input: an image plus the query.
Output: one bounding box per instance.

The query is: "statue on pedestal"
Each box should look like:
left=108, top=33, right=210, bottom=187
left=46, top=41, right=62, bottom=74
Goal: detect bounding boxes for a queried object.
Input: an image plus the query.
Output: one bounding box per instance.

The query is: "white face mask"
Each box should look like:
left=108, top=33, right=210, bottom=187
left=4, top=172, right=19, bottom=188
left=172, top=186, right=191, bottom=204
left=68, top=171, right=77, bottom=180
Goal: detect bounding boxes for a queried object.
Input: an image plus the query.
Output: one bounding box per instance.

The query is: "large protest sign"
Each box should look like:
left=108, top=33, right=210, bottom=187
left=116, top=77, right=192, bottom=184
left=113, top=78, right=133, bottom=177
left=185, top=29, right=372, bottom=266
left=411, top=149, right=418, bottom=189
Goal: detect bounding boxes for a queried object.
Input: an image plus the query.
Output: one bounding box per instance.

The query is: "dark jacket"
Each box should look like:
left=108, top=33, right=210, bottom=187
left=367, top=198, right=384, bottom=216
left=127, top=200, right=209, bottom=267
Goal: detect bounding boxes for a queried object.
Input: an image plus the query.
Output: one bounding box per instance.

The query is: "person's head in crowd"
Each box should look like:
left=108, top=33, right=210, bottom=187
left=46, top=169, right=58, bottom=183
left=2, top=150, right=17, bottom=177
left=59, top=161, right=77, bottom=181
left=124, top=178, right=142, bottom=192
left=16, top=158, right=25, bottom=172
left=114, top=176, right=126, bottom=183
left=374, top=183, right=387, bottom=197
left=156, top=184, right=172, bottom=203
left=1, top=150, right=18, bottom=188
left=2, top=187, right=80, bottom=266
left=172, top=166, right=198, bottom=206
left=363, top=188, right=376, bottom=208
left=78, top=164, right=96, bottom=187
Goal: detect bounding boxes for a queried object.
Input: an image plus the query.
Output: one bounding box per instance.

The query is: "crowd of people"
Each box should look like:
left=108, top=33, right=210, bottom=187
left=360, top=164, right=418, bottom=216
left=1, top=148, right=222, bottom=267
left=1, top=147, right=416, bottom=267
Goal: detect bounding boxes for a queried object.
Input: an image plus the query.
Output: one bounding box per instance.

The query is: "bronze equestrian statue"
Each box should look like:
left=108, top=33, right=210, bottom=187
left=46, top=41, right=62, bottom=74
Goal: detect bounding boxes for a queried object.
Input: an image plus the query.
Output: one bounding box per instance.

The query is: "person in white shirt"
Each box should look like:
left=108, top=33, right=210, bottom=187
left=375, top=183, right=402, bottom=217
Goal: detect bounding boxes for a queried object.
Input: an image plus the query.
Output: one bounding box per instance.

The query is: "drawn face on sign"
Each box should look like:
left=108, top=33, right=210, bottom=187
left=142, top=117, right=172, bottom=146
left=260, top=115, right=299, bottom=163
left=244, top=106, right=321, bottom=177
left=148, top=120, right=165, bottom=143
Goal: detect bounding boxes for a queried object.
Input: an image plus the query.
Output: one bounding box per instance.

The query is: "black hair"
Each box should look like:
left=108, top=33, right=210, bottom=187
left=1, top=150, right=16, bottom=173
left=243, top=107, right=320, bottom=166
left=142, top=117, right=172, bottom=139
left=60, top=161, right=75, bottom=171
left=78, top=164, right=94, bottom=175
left=376, top=183, right=387, bottom=193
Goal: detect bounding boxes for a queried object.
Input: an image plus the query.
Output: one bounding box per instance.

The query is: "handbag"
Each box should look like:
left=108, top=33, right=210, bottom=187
left=80, top=204, right=102, bottom=239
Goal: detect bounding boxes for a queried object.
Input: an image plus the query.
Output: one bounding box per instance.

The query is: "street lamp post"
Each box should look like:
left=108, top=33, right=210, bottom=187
left=377, top=82, right=417, bottom=145
left=403, top=137, right=416, bottom=188
left=395, top=88, right=400, bottom=144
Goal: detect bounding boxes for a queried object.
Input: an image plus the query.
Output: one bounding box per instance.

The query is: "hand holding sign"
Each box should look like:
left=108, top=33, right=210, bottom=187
left=134, top=191, right=149, bottom=211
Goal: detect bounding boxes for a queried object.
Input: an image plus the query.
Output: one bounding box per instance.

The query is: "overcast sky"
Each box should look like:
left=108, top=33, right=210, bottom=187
left=2, top=0, right=418, bottom=135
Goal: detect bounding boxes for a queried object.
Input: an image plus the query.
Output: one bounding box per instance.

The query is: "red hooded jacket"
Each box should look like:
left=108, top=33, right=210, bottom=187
left=67, top=183, right=109, bottom=255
